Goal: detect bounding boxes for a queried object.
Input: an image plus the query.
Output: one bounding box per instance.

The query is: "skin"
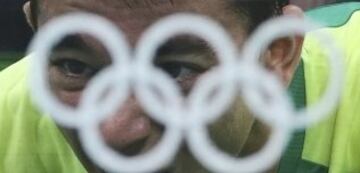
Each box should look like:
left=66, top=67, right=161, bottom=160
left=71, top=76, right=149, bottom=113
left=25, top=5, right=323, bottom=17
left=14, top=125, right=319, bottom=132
left=23, top=0, right=304, bottom=172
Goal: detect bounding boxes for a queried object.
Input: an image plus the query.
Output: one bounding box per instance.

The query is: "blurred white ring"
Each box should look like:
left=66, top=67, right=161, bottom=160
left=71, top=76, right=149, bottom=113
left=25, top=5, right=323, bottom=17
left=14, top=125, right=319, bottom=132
left=28, top=13, right=132, bottom=128
left=242, top=16, right=344, bottom=129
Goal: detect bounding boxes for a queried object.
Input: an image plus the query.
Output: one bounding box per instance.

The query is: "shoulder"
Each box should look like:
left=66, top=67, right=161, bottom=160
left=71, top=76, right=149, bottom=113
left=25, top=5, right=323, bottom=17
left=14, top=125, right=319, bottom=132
left=300, top=4, right=360, bottom=173
left=0, top=56, right=86, bottom=172
left=0, top=56, right=34, bottom=127
left=303, top=5, right=360, bottom=102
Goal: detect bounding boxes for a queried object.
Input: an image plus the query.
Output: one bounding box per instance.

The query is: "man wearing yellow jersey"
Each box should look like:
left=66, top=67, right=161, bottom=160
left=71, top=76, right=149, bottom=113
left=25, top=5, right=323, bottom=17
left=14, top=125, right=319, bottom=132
left=0, top=0, right=359, bottom=173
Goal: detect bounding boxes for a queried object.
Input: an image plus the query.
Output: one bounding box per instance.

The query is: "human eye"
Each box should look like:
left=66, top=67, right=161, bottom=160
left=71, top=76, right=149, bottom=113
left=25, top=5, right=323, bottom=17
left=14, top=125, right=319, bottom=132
left=158, top=61, right=204, bottom=79
left=52, top=58, right=97, bottom=79
left=49, top=52, right=101, bottom=91
left=156, top=60, right=207, bottom=94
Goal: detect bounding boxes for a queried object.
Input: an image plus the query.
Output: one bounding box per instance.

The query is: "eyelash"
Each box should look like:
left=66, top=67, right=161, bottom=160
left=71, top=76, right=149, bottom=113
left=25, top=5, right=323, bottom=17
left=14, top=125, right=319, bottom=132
left=157, top=62, right=204, bottom=77
left=52, top=58, right=98, bottom=78
left=49, top=58, right=99, bottom=91
left=50, top=58, right=205, bottom=94
left=157, top=61, right=205, bottom=94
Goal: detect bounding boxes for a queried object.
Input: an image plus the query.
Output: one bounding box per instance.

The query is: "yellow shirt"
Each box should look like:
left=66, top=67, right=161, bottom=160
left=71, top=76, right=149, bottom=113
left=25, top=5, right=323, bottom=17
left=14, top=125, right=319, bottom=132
left=302, top=9, right=360, bottom=173
left=0, top=57, right=86, bottom=173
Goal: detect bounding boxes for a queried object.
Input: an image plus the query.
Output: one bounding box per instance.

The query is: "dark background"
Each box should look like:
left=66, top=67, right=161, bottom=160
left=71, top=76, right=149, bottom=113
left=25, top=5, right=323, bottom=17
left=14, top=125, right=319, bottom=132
left=0, top=0, right=32, bottom=54
left=0, top=0, right=357, bottom=59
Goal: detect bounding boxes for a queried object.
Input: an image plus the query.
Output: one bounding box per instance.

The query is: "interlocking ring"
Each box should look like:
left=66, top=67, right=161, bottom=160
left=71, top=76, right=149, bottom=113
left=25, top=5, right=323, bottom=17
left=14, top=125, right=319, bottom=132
left=242, top=16, right=344, bottom=129
left=28, top=13, right=131, bottom=128
left=135, top=14, right=239, bottom=127
left=187, top=61, right=293, bottom=173
left=28, top=12, right=344, bottom=173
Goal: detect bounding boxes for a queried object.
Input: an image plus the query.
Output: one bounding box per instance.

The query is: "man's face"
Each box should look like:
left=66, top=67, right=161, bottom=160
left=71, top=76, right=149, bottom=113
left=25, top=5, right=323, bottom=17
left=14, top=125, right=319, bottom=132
left=28, top=0, right=300, bottom=172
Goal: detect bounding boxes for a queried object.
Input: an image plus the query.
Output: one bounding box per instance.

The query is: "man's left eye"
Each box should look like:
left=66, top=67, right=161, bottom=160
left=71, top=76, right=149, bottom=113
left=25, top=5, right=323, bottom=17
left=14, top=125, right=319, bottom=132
left=157, top=62, right=203, bottom=80
left=157, top=62, right=206, bottom=95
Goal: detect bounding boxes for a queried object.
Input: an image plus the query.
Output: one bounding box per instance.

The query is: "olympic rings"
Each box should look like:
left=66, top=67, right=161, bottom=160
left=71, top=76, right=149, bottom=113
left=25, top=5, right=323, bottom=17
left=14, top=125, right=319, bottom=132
left=28, top=13, right=344, bottom=173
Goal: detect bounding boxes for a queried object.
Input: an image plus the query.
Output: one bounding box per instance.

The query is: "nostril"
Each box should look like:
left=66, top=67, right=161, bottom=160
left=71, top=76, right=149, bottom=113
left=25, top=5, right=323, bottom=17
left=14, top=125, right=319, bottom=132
left=116, top=118, right=165, bottom=156
left=120, top=138, right=148, bottom=156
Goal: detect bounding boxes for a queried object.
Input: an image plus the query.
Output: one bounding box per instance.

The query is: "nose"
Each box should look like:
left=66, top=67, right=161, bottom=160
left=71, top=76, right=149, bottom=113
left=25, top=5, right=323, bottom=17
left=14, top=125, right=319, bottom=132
left=100, top=96, right=154, bottom=155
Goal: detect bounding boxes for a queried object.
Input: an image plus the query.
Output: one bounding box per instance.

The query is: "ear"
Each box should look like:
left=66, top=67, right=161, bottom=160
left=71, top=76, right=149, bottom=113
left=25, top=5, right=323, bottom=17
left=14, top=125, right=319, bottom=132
left=264, top=5, right=304, bottom=86
left=23, top=1, right=37, bottom=31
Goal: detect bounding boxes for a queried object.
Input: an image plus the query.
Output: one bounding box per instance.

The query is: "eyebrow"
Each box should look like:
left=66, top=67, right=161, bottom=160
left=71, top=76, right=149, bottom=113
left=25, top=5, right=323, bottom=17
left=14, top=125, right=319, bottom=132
left=124, top=0, right=175, bottom=9
left=155, top=36, right=219, bottom=67
left=53, top=35, right=108, bottom=56
left=53, top=35, right=217, bottom=67
left=56, top=35, right=209, bottom=52
left=68, top=0, right=175, bottom=11
left=54, top=36, right=84, bottom=50
left=51, top=35, right=111, bottom=67
left=156, top=36, right=212, bottom=57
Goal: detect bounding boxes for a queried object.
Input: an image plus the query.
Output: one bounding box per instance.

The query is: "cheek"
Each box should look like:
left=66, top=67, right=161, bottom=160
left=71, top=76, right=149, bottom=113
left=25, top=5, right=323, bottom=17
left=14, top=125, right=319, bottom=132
left=48, top=68, right=85, bottom=107
left=53, top=89, right=83, bottom=108
left=209, top=99, right=255, bottom=156
left=54, top=89, right=156, bottom=154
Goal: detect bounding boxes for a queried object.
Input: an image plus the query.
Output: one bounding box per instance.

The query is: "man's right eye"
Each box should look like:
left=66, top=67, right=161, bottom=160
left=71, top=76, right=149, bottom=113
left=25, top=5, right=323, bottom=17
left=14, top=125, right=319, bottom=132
left=54, top=59, right=97, bottom=79
left=49, top=58, right=100, bottom=91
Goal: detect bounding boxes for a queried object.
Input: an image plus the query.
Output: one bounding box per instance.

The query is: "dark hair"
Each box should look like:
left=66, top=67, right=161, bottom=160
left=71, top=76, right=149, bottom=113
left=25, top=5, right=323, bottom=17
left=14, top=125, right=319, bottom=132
left=230, top=0, right=289, bottom=32
left=30, top=0, right=289, bottom=32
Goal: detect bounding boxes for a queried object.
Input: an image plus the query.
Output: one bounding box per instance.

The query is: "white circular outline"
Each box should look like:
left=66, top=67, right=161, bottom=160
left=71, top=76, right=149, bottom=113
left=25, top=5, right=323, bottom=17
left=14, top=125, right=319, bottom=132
left=240, top=62, right=294, bottom=127
left=187, top=67, right=237, bottom=126
left=28, top=13, right=132, bottom=128
left=242, top=16, right=344, bottom=129
left=78, top=64, right=185, bottom=172
left=78, top=113, right=183, bottom=173
left=187, top=61, right=294, bottom=173
left=134, top=13, right=239, bottom=127
left=188, top=121, right=291, bottom=173
left=78, top=66, right=131, bottom=124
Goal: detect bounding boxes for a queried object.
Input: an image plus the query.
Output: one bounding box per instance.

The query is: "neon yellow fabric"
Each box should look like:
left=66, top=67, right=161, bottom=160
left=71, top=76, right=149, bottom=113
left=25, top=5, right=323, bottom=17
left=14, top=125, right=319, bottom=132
left=0, top=57, right=86, bottom=173
left=302, top=11, right=360, bottom=173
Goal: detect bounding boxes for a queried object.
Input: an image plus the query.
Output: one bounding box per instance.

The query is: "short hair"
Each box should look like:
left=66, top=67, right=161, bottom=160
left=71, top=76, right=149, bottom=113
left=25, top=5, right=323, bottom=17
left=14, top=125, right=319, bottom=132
left=30, top=0, right=289, bottom=32
left=230, top=0, right=289, bottom=32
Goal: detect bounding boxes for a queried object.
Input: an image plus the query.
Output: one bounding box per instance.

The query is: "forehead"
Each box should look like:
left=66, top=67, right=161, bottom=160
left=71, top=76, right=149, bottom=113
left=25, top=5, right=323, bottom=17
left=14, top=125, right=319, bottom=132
left=42, top=0, right=236, bottom=16
left=39, top=0, right=247, bottom=45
